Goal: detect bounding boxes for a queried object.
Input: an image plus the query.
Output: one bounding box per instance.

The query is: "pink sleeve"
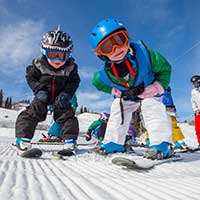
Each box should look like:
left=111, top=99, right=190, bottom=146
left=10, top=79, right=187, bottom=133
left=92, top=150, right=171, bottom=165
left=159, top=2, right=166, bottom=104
left=138, top=81, right=164, bottom=99
left=111, top=88, right=122, bottom=98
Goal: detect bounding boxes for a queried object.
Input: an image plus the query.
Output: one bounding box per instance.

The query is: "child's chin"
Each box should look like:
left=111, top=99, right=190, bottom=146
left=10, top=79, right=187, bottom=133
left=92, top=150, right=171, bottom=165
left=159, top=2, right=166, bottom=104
left=52, top=64, right=63, bottom=68
left=48, top=60, right=64, bottom=68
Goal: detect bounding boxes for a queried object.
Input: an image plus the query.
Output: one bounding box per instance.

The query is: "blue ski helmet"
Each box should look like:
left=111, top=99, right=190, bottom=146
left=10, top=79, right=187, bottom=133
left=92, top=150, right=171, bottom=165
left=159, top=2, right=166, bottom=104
left=90, top=18, right=126, bottom=49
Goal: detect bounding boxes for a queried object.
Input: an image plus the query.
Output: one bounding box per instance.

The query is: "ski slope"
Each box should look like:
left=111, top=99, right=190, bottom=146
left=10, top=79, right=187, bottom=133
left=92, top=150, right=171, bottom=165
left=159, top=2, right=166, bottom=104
left=0, top=108, right=200, bottom=200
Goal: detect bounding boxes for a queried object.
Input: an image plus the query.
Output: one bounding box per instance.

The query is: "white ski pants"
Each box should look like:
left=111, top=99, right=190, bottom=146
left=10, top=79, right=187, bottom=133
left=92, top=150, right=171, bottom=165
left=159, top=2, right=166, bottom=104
left=103, top=97, right=172, bottom=145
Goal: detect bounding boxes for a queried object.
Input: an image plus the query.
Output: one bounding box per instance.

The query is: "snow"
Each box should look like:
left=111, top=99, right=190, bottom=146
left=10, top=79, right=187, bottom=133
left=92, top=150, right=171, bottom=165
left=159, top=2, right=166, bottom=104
left=0, top=108, right=200, bottom=200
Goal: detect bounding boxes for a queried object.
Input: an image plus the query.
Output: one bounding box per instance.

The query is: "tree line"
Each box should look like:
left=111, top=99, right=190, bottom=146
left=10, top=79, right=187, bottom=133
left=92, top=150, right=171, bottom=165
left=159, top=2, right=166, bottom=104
left=0, top=89, right=12, bottom=109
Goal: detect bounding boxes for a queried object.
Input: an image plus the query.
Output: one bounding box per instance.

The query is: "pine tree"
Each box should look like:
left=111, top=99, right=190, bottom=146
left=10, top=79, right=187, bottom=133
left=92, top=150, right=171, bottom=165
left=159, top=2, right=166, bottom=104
left=8, top=97, right=12, bottom=109
left=80, top=106, right=83, bottom=113
left=4, top=97, right=9, bottom=108
left=0, top=89, right=3, bottom=107
left=84, top=106, right=87, bottom=112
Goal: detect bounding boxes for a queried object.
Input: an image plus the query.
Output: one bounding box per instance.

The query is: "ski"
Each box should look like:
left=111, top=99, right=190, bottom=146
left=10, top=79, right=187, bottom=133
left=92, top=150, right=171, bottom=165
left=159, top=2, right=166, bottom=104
left=112, top=155, right=183, bottom=171
left=20, top=148, right=43, bottom=158
left=174, top=147, right=200, bottom=153
left=11, top=143, right=75, bottom=159
left=31, top=141, right=97, bottom=146
left=51, top=149, right=75, bottom=160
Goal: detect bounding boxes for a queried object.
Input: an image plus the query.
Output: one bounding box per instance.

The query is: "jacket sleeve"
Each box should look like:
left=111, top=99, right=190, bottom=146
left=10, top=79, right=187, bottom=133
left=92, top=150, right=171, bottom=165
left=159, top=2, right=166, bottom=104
left=26, top=65, right=45, bottom=93
left=92, top=71, right=112, bottom=94
left=149, top=50, right=171, bottom=90
left=62, top=63, right=80, bottom=98
left=191, top=89, right=200, bottom=111
left=88, top=118, right=104, bottom=132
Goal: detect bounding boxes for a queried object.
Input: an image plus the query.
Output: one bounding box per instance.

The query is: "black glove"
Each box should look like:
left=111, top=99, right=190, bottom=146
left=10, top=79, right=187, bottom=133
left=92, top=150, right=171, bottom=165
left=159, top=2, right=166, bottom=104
left=55, top=92, right=70, bottom=109
left=35, top=90, right=49, bottom=103
left=122, top=82, right=144, bottom=100
left=85, top=130, right=92, bottom=141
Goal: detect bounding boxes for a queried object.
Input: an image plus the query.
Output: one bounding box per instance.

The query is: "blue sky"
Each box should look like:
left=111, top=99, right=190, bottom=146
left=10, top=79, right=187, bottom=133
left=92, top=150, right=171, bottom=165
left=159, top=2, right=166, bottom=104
left=0, top=0, right=200, bottom=120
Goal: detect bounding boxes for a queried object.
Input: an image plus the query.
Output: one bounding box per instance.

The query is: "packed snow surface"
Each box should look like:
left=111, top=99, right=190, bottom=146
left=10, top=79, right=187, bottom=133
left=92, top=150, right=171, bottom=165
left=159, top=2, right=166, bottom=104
left=0, top=108, right=200, bottom=200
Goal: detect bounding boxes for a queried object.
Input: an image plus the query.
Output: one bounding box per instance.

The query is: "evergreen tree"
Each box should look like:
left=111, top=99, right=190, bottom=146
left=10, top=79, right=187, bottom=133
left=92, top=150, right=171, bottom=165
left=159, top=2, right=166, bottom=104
left=84, top=106, right=87, bottom=112
left=0, top=89, right=3, bottom=107
left=80, top=106, right=83, bottom=113
left=8, top=97, right=12, bottom=109
left=4, top=97, right=9, bottom=108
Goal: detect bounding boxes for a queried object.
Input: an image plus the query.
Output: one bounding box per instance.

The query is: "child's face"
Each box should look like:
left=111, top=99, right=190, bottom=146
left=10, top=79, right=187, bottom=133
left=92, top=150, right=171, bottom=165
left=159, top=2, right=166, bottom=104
left=107, top=45, right=129, bottom=63
left=193, top=82, right=200, bottom=88
left=47, top=59, right=65, bottom=69
left=45, top=50, right=67, bottom=69
left=95, top=29, right=129, bottom=62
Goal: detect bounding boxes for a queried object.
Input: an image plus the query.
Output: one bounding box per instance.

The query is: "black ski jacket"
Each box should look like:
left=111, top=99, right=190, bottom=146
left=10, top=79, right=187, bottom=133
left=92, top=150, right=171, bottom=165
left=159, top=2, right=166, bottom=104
left=26, top=54, right=80, bottom=104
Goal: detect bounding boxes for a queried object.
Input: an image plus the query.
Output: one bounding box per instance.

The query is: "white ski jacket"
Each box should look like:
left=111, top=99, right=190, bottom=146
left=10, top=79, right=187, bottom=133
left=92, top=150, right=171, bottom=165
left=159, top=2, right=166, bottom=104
left=191, top=88, right=200, bottom=111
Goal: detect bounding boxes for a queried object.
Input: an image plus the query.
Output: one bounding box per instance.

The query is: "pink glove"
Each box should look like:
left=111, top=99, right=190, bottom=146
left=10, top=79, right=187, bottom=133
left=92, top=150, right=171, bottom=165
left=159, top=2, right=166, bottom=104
left=111, top=88, right=122, bottom=98
left=138, top=81, right=164, bottom=99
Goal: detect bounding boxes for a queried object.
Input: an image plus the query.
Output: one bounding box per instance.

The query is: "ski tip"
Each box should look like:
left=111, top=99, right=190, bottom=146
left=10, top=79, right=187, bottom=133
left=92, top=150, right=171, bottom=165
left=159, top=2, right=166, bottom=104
left=20, top=148, right=42, bottom=158
left=112, top=157, right=136, bottom=166
left=57, top=149, right=75, bottom=157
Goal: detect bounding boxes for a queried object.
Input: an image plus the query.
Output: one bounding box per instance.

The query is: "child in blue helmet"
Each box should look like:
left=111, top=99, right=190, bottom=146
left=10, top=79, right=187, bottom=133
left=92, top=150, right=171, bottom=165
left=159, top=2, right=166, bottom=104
left=15, top=27, right=80, bottom=152
left=90, top=18, right=173, bottom=159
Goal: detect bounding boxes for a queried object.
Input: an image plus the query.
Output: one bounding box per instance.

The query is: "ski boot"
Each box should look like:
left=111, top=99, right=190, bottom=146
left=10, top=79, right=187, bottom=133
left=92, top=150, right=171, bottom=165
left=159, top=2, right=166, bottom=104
left=144, top=142, right=174, bottom=160
left=125, top=135, right=141, bottom=147
left=145, top=138, right=150, bottom=147
left=174, top=140, right=189, bottom=150
left=15, top=138, right=31, bottom=151
left=95, top=142, right=125, bottom=155
left=64, top=139, right=77, bottom=151
left=56, top=139, right=77, bottom=157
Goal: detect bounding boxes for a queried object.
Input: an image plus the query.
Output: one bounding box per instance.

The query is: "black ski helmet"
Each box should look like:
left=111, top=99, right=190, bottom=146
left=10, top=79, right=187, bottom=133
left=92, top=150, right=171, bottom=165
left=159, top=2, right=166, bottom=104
left=190, top=75, right=200, bottom=83
left=41, top=26, right=73, bottom=52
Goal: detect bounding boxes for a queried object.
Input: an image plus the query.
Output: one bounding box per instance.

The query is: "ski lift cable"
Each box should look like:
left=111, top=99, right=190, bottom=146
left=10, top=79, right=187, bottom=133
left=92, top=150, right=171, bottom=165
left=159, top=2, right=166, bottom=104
left=174, top=40, right=200, bottom=62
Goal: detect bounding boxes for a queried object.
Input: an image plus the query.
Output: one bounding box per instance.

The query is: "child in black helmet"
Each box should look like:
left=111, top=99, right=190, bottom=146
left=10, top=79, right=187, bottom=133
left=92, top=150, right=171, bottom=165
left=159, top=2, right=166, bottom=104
left=191, top=75, right=200, bottom=148
left=15, top=26, right=80, bottom=152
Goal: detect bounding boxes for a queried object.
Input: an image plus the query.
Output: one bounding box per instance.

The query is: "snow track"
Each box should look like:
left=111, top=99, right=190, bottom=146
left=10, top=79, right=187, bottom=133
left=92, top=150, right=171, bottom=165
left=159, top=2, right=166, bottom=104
left=1, top=139, right=200, bottom=200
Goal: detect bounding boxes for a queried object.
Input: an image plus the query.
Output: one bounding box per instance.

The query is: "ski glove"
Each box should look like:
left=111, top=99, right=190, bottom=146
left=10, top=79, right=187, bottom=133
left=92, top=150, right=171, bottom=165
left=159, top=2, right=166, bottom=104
left=35, top=90, right=49, bottom=103
left=85, top=130, right=92, bottom=141
left=138, top=81, right=164, bottom=99
left=55, top=92, right=71, bottom=109
left=121, top=81, right=144, bottom=100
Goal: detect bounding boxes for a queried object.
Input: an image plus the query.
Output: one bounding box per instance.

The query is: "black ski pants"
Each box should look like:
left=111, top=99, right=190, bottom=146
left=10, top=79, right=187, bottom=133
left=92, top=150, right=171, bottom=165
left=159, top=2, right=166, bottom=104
left=15, top=98, right=79, bottom=140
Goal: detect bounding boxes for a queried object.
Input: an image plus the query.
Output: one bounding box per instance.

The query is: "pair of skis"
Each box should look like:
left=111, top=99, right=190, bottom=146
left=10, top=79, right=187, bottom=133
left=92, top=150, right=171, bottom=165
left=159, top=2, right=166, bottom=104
left=11, top=144, right=76, bottom=159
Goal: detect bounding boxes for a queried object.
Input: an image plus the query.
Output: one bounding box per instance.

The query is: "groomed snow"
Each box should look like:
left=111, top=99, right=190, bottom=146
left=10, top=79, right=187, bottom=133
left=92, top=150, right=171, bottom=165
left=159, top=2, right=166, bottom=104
left=0, top=108, right=200, bottom=200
